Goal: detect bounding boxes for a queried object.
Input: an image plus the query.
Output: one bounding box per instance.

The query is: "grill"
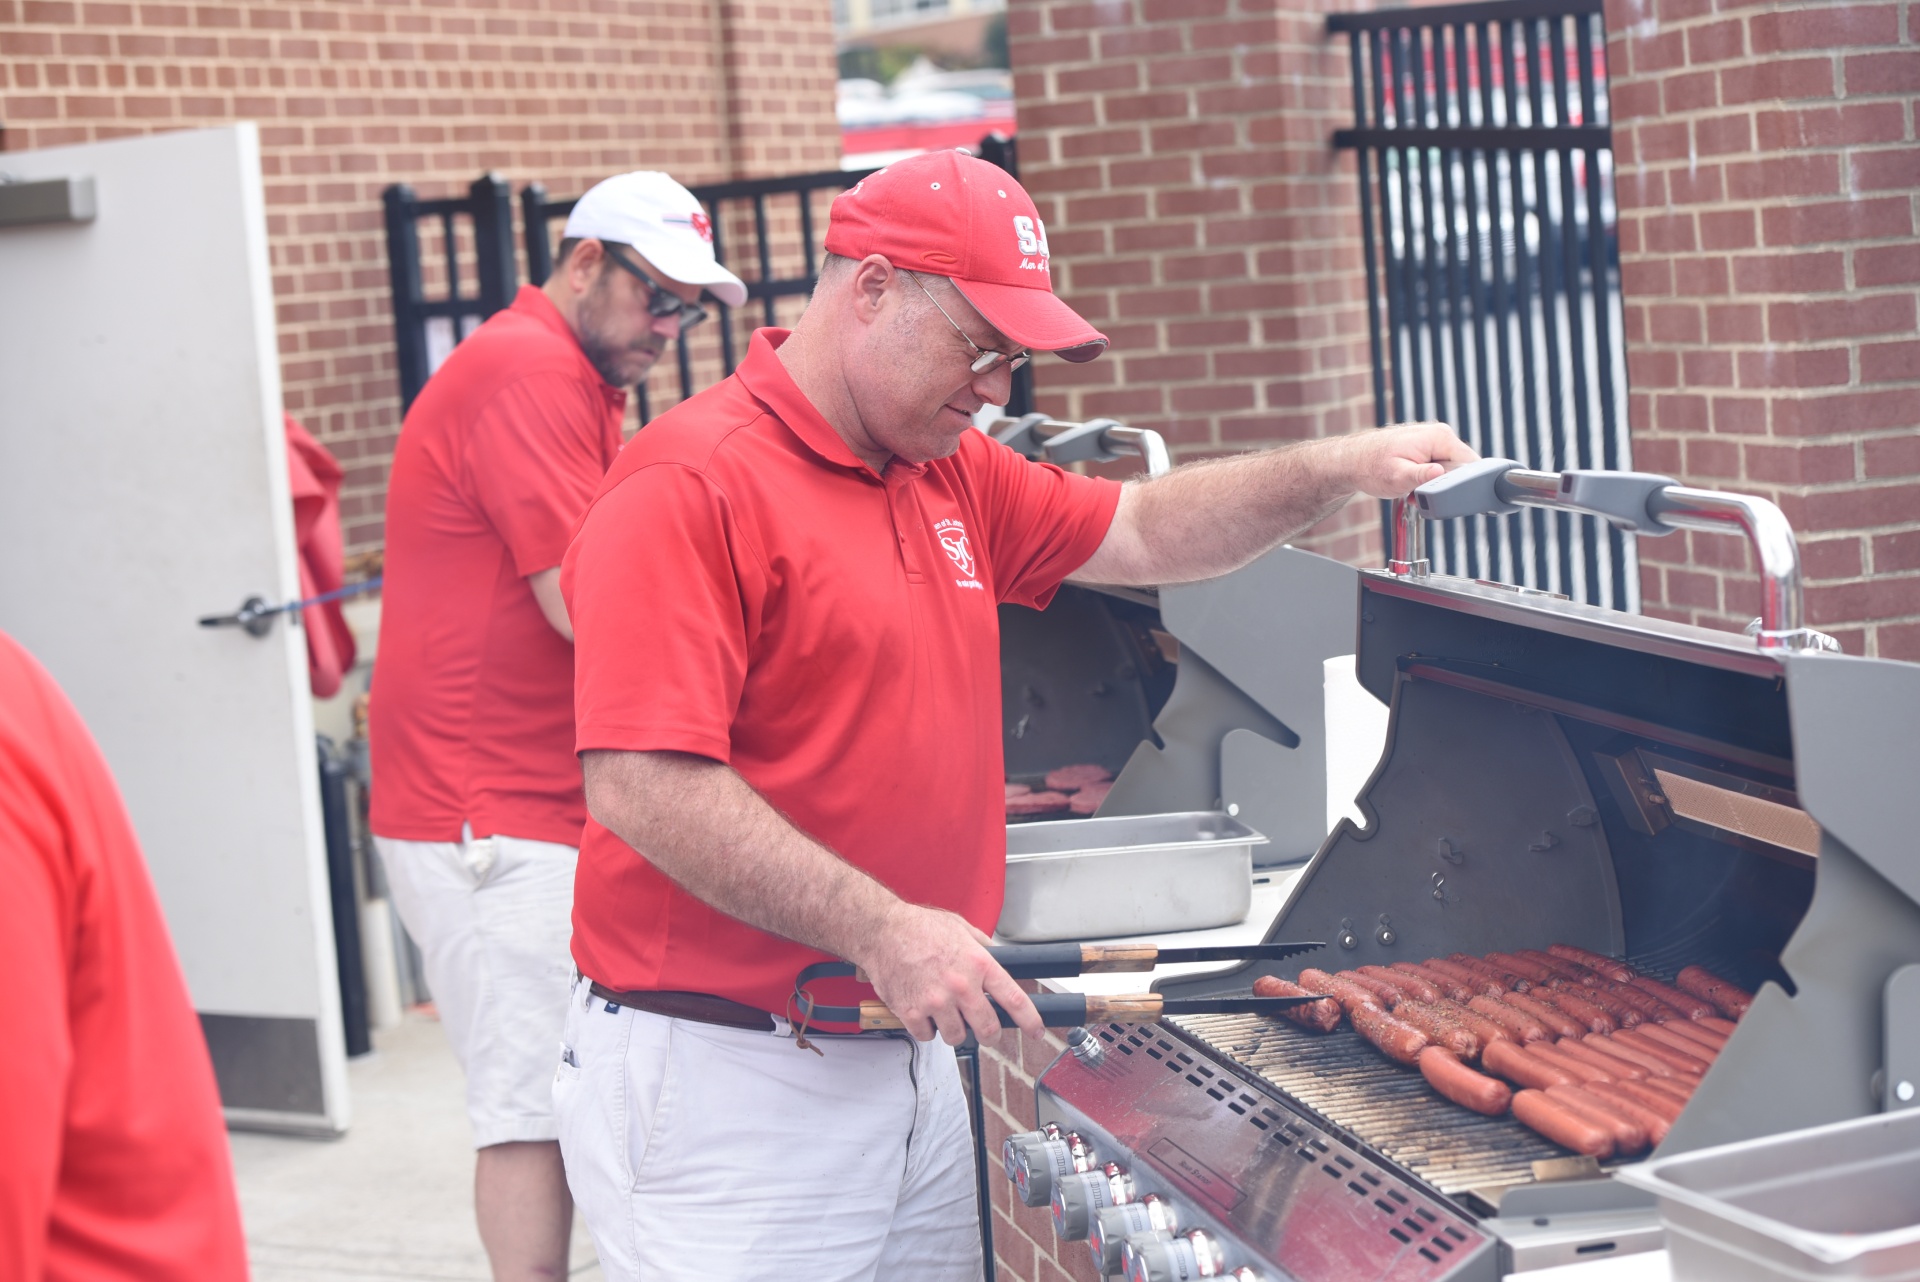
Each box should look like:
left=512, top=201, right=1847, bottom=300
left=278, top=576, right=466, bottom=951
left=1007, top=462, right=1920, bottom=1280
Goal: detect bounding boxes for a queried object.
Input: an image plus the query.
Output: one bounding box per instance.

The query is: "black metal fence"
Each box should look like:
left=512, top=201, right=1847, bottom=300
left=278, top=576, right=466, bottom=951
left=384, top=135, right=1032, bottom=425
left=1331, top=0, right=1636, bottom=611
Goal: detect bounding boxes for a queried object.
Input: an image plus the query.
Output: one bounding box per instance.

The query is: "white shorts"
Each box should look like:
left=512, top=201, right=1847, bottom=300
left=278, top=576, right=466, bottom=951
left=374, top=828, right=577, bottom=1148
left=554, top=975, right=983, bottom=1282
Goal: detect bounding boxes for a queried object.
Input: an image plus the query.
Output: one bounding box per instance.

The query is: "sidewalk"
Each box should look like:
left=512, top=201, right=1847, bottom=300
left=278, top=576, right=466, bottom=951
left=229, top=1010, right=601, bottom=1281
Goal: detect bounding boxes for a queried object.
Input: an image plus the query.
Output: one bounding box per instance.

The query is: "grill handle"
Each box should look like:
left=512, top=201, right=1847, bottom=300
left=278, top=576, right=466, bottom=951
left=1389, top=460, right=1840, bottom=654
left=992, top=413, right=1172, bottom=478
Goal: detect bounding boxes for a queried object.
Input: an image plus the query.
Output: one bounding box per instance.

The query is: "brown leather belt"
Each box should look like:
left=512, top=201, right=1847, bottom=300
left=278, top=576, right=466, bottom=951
left=588, top=982, right=776, bottom=1033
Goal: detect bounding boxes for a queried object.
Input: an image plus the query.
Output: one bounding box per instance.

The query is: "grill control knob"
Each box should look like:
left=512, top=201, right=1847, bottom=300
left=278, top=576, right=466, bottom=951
left=1010, top=1130, right=1095, bottom=1208
left=1051, top=1163, right=1135, bottom=1240
left=1123, top=1229, right=1225, bottom=1282
left=1001, top=1124, right=1062, bottom=1182
left=1089, top=1196, right=1177, bottom=1274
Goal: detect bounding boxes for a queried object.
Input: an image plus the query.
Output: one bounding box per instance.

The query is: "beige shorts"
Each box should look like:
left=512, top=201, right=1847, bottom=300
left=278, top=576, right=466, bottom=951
left=374, top=827, right=576, bottom=1148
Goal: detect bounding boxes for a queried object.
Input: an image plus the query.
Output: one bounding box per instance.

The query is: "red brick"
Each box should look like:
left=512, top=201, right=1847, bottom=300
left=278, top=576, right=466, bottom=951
left=1102, top=89, right=1189, bottom=123
left=1874, top=529, right=1920, bottom=572
left=1146, top=54, right=1234, bottom=88
left=1802, top=535, right=1865, bottom=579
left=1686, top=18, right=1745, bottom=63
left=1730, top=250, right=1845, bottom=295
left=1711, top=396, right=1768, bottom=435
left=1749, top=4, right=1901, bottom=55
left=1844, top=50, right=1920, bottom=95
left=1735, top=347, right=1852, bottom=390
left=1762, top=198, right=1912, bottom=248
left=1864, top=435, right=1920, bottom=478
left=1699, top=210, right=1757, bottom=251
left=1767, top=294, right=1916, bottom=344
left=1054, top=61, right=1138, bottom=94
left=1878, top=622, right=1920, bottom=662
left=1725, top=153, right=1841, bottom=201
left=1706, top=303, right=1765, bottom=344
left=1719, top=57, right=1835, bottom=105
left=1861, top=340, right=1920, bottom=385
left=1743, top=441, right=1858, bottom=485
left=1856, top=246, right=1920, bottom=288
left=1755, top=102, right=1907, bottom=150
left=1693, top=113, right=1753, bottom=157
left=1851, top=148, right=1920, bottom=194
left=1806, top=576, right=1920, bottom=627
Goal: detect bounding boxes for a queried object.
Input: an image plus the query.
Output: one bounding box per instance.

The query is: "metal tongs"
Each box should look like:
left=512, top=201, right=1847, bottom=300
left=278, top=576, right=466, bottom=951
left=792, top=940, right=1325, bottom=1031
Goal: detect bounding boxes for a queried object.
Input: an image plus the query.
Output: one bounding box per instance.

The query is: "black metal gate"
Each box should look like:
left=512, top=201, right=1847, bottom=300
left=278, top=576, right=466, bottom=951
left=1331, top=0, right=1635, bottom=610
left=384, top=136, right=1032, bottom=426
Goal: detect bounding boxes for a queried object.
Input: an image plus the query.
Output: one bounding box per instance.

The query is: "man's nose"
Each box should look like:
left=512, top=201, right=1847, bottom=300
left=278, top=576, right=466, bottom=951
left=969, top=362, right=1015, bottom=407
left=649, top=312, right=681, bottom=342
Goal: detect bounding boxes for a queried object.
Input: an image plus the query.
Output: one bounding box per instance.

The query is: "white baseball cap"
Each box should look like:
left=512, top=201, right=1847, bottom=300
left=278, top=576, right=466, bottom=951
left=562, top=171, right=748, bottom=307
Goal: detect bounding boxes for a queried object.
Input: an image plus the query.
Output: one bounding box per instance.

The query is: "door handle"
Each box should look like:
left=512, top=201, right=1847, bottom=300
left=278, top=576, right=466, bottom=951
left=197, top=577, right=383, bottom=639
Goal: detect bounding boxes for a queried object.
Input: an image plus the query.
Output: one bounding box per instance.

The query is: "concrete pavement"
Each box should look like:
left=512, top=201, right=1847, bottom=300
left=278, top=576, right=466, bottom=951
left=229, top=1010, right=601, bottom=1281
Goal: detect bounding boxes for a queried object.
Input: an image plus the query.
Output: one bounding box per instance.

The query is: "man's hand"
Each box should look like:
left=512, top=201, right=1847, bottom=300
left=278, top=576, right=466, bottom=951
left=853, top=903, right=1045, bottom=1047
left=1338, top=421, right=1479, bottom=499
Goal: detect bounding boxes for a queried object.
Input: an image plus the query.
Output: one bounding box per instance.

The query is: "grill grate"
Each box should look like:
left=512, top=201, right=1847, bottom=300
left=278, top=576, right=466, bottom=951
left=1173, top=955, right=1724, bottom=1200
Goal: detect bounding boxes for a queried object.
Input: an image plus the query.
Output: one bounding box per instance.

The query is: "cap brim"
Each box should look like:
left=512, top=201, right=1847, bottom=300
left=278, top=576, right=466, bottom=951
left=952, top=278, right=1108, bottom=362
left=626, top=228, right=749, bottom=308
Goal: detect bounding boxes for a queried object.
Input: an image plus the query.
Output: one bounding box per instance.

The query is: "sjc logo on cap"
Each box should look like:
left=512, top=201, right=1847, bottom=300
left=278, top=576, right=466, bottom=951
left=1013, top=215, right=1050, bottom=272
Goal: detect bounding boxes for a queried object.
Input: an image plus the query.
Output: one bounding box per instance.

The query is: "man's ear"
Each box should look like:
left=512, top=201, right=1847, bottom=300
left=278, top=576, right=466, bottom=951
left=567, top=238, right=607, bottom=295
left=848, top=254, right=894, bottom=323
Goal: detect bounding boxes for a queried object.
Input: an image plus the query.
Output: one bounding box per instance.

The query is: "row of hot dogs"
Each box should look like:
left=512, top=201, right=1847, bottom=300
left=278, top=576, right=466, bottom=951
left=1250, top=945, right=1756, bottom=1161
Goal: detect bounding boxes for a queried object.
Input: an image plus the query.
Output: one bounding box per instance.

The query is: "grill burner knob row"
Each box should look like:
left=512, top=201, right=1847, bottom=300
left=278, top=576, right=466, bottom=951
left=1051, top=1163, right=1135, bottom=1239
left=1005, top=1127, right=1096, bottom=1207
left=1123, top=1228, right=1225, bottom=1281
left=1000, top=1123, right=1061, bottom=1181
left=1089, top=1197, right=1177, bottom=1274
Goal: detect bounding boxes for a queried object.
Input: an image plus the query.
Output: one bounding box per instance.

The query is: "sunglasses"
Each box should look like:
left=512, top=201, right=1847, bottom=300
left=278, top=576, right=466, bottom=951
left=603, top=246, right=710, bottom=332
left=905, top=271, right=1029, bottom=375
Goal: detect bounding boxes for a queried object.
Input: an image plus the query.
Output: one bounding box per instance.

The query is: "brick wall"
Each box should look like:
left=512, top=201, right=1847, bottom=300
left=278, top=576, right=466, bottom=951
left=0, top=0, right=841, bottom=551
left=1606, top=0, right=1920, bottom=658
left=1007, top=0, right=1386, bottom=569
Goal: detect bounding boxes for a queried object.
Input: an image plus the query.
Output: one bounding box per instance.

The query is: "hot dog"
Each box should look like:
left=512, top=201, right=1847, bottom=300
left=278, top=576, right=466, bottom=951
left=1419, top=1046, right=1512, bottom=1116
left=1483, top=1039, right=1578, bottom=1090
left=1528, top=1041, right=1615, bottom=1084
left=1422, top=958, right=1507, bottom=999
left=1548, top=944, right=1637, bottom=983
left=1583, top=1034, right=1678, bottom=1078
left=1499, top=991, right=1585, bottom=1041
left=1518, top=949, right=1604, bottom=987
left=1336, top=969, right=1405, bottom=1008
left=1551, top=1037, right=1647, bottom=1081
left=1450, top=954, right=1531, bottom=992
left=1630, top=975, right=1718, bottom=1021
left=1298, top=969, right=1384, bottom=1016
left=1468, top=994, right=1550, bottom=1043
left=1598, top=981, right=1679, bottom=1024
left=1252, top=975, right=1342, bottom=1032
left=1486, top=951, right=1558, bottom=984
left=1636, top=1073, right=1695, bottom=1105
left=1676, top=965, right=1753, bottom=1019
left=1431, top=1000, right=1515, bottom=1051
left=1638, top=1022, right=1719, bottom=1065
left=1581, top=1080, right=1675, bottom=1144
left=1546, top=1085, right=1649, bottom=1154
left=1603, top=1078, right=1688, bottom=1123
left=1534, top=987, right=1617, bottom=1034
left=1696, top=1015, right=1738, bottom=1037
left=1350, top=1004, right=1429, bottom=1065
left=1658, top=1018, right=1727, bottom=1053
left=1552, top=979, right=1645, bottom=1028
left=1512, top=1089, right=1614, bottom=1158
left=1614, top=1028, right=1710, bottom=1075
left=1358, top=965, right=1442, bottom=1004
left=1393, top=961, right=1474, bottom=1003
left=1392, top=1001, right=1482, bottom=1060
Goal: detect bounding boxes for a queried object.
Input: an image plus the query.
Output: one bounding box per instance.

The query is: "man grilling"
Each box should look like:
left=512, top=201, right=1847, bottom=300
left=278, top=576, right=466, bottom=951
left=555, top=149, right=1472, bottom=1280
left=368, top=171, right=744, bottom=1282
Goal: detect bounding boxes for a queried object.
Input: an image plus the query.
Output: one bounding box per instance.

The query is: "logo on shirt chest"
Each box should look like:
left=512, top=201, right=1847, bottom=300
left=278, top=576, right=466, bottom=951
left=933, top=518, right=983, bottom=589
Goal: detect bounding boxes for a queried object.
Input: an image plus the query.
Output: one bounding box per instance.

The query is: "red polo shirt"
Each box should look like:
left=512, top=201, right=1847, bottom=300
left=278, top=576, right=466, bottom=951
left=0, top=631, right=247, bottom=1282
left=371, top=286, right=626, bottom=846
left=563, top=329, right=1120, bottom=1013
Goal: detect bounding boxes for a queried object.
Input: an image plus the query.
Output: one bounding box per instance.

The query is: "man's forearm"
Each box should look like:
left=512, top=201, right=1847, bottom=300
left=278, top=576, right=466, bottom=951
left=1075, top=438, right=1355, bottom=586
left=581, top=749, right=901, bottom=966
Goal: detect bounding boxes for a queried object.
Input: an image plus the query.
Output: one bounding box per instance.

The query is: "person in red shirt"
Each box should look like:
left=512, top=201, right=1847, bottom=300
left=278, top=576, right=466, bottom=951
left=0, top=629, right=250, bottom=1282
left=555, top=149, right=1473, bottom=1280
left=368, top=171, right=746, bottom=1282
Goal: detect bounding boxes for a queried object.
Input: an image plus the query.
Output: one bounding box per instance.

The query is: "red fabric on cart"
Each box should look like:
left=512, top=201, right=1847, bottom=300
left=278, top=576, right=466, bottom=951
left=285, top=414, right=358, bottom=698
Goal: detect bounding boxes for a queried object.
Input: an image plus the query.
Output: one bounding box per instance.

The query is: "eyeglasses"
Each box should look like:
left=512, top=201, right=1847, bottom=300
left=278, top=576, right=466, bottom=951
left=602, top=245, right=710, bottom=332
left=904, top=271, right=1029, bottom=375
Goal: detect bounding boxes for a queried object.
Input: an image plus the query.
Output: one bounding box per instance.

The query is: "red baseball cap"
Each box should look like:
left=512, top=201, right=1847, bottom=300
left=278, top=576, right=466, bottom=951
left=824, top=150, right=1109, bottom=362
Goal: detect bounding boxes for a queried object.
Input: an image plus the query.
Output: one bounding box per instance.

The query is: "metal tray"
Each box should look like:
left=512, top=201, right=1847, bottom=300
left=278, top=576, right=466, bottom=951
left=996, top=811, right=1266, bottom=943
left=1615, top=1107, right=1920, bottom=1280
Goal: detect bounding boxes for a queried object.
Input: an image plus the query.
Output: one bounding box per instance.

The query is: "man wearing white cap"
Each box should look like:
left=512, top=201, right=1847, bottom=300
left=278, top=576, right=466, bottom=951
left=554, top=150, right=1473, bottom=1279
left=369, top=172, right=745, bottom=1282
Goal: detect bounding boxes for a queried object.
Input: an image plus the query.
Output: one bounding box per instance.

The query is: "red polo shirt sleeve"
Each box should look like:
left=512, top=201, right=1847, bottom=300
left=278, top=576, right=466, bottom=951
left=567, top=462, right=762, bottom=763
left=971, top=432, right=1121, bottom=609
left=464, top=372, right=618, bottom=577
